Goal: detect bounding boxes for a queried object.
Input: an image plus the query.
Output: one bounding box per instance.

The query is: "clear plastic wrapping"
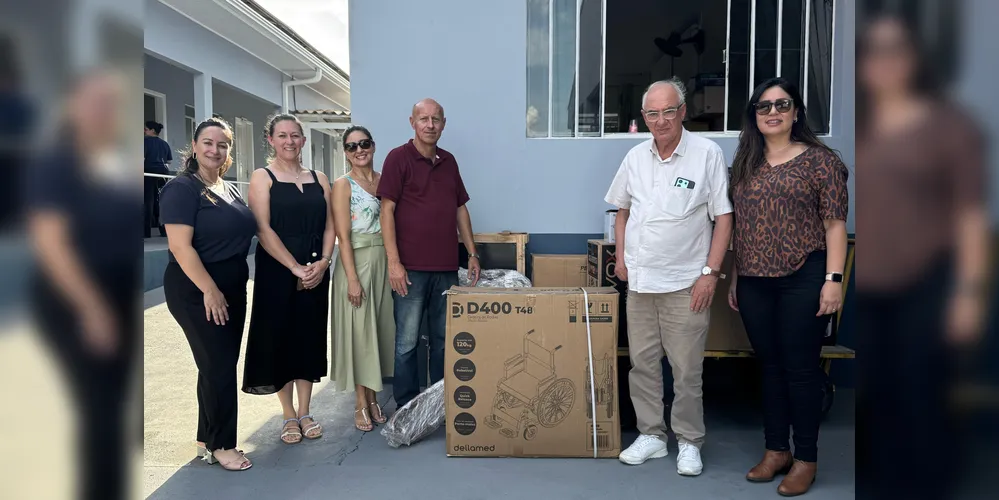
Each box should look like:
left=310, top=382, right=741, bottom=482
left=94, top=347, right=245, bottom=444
left=381, top=267, right=531, bottom=449
left=380, top=379, right=446, bottom=448
left=458, top=267, right=532, bottom=288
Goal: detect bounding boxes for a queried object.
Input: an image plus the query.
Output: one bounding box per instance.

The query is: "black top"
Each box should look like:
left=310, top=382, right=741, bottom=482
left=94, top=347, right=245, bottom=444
left=25, top=147, right=141, bottom=280
left=158, top=174, right=257, bottom=264
left=143, top=136, right=173, bottom=173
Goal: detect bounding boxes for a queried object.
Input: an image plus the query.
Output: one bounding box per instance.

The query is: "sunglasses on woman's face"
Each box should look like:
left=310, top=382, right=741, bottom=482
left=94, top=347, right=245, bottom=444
left=344, top=139, right=374, bottom=152
left=755, top=98, right=793, bottom=115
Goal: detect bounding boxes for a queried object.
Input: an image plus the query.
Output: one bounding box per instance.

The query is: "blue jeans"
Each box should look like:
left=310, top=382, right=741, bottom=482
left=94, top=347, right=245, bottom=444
left=392, top=270, right=458, bottom=408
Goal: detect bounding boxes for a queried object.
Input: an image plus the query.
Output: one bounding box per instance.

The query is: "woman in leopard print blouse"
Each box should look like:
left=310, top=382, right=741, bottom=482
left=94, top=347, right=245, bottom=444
left=727, top=77, right=849, bottom=496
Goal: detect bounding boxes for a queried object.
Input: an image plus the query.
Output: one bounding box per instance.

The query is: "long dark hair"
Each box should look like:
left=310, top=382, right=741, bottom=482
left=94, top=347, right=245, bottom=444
left=180, top=117, right=234, bottom=177
left=264, top=113, right=304, bottom=164
left=730, top=77, right=837, bottom=193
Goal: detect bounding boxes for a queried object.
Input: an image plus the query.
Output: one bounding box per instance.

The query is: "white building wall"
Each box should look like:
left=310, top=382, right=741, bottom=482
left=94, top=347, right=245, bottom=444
left=291, top=84, right=348, bottom=112
left=144, top=0, right=284, bottom=106
left=144, top=54, right=194, bottom=161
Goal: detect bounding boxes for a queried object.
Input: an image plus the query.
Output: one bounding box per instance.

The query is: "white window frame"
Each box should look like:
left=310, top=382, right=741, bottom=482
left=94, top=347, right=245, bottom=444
left=143, top=89, right=168, bottom=141
left=184, top=105, right=196, bottom=147
left=233, top=116, right=255, bottom=199
left=529, top=0, right=837, bottom=140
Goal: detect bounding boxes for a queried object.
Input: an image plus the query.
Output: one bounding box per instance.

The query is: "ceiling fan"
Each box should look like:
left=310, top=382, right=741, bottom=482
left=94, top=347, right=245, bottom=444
left=654, top=23, right=705, bottom=58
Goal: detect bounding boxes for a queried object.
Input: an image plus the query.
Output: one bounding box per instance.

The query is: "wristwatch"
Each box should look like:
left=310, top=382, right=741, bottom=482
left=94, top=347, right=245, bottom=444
left=469, top=253, right=481, bottom=260
left=701, top=266, right=726, bottom=279
left=825, top=272, right=843, bottom=283
left=311, top=252, right=333, bottom=266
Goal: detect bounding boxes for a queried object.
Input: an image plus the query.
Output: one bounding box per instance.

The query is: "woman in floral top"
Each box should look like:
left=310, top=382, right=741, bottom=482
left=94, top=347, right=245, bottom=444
left=728, top=77, right=849, bottom=496
left=330, top=125, right=396, bottom=432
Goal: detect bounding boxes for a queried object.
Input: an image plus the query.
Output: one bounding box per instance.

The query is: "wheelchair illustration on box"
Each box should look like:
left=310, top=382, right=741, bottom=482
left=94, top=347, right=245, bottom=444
left=484, top=329, right=576, bottom=441
left=585, top=352, right=615, bottom=420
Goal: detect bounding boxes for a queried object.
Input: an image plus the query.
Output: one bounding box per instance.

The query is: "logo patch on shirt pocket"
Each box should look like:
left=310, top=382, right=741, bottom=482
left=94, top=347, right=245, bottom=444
left=674, top=177, right=696, bottom=189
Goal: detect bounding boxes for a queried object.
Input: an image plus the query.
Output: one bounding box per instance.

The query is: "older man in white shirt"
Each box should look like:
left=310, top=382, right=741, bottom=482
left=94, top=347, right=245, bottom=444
left=605, top=78, right=733, bottom=476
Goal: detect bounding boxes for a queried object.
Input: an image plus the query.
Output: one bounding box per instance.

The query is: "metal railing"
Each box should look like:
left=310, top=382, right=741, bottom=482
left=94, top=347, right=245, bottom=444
left=143, top=172, right=251, bottom=186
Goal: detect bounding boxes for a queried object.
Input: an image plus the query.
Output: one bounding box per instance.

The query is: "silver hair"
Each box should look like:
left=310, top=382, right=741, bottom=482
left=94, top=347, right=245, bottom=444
left=641, top=77, right=687, bottom=109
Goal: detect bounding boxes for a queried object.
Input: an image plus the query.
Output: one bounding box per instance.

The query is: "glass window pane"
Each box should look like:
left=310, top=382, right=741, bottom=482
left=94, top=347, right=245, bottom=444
left=805, top=0, right=833, bottom=134
left=603, top=0, right=730, bottom=134
left=577, top=0, right=603, bottom=137
left=526, top=0, right=550, bottom=137
left=780, top=0, right=805, bottom=92
left=727, top=0, right=752, bottom=131
left=552, top=0, right=577, bottom=137
left=754, top=0, right=779, bottom=89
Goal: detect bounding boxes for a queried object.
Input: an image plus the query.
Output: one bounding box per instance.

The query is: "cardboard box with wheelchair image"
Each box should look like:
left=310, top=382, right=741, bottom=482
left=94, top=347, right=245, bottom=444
left=444, top=286, right=622, bottom=458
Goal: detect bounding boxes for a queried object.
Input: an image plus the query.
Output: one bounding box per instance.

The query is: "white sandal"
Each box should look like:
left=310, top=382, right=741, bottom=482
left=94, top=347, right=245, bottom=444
left=280, top=417, right=302, bottom=444
left=202, top=447, right=252, bottom=471
left=299, top=414, right=323, bottom=439
left=354, top=408, right=373, bottom=432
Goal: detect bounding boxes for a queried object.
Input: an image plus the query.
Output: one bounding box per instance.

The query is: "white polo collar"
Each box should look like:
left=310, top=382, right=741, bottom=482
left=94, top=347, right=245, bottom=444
left=649, top=127, right=689, bottom=163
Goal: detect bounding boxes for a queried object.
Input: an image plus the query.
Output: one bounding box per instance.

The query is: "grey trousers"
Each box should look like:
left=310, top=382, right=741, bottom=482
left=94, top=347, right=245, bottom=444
left=626, top=287, right=710, bottom=447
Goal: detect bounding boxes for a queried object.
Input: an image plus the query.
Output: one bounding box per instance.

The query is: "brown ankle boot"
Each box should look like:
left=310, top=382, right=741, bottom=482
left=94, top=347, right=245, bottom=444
left=777, top=460, right=817, bottom=496
left=746, top=450, right=793, bottom=482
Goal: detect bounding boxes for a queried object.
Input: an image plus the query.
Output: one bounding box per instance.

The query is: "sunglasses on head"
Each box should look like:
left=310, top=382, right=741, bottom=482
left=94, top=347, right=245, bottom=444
left=344, top=139, right=374, bottom=152
left=754, top=98, right=793, bottom=115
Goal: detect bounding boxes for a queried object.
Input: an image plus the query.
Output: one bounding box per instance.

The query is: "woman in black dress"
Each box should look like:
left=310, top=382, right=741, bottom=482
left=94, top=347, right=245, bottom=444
left=243, top=114, right=335, bottom=444
left=160, top=117, right=257, bottom=471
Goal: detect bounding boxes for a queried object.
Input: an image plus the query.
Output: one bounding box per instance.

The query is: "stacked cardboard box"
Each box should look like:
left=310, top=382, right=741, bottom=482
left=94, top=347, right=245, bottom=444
left=531, top=254, right=587, bottom=287
left=445, top=286, right=622, bottom=458
left=586, top=240, right=629, bottom=348
left=586, top=239, right=757, bottom=351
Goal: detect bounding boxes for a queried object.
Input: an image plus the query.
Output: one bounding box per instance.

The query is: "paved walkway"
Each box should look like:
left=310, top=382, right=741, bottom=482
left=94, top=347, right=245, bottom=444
left=140, top=257, right=856, bottom=499
left=0, top=254, right=856, bottom=499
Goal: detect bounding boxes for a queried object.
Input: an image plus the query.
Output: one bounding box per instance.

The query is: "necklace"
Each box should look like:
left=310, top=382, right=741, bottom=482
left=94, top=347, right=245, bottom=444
left=195, top=172, right=231, bottom=202
left=348, top=170, right=378, bottom=195
left=270, top=162, right=305, bottom=181
left=352, top=174, right=375, bottom=185
left=769, top=140, right=794, bottom=153
left=195, top=172, right=222, bottom=190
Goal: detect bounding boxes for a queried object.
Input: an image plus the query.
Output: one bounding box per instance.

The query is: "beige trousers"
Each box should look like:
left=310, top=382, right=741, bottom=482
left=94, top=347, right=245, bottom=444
left=626, top=287, right=710, bottom=447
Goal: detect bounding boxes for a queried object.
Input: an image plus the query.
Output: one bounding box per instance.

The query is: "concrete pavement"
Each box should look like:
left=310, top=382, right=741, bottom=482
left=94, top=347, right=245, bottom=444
left=141, top=256, right=856, bottom=499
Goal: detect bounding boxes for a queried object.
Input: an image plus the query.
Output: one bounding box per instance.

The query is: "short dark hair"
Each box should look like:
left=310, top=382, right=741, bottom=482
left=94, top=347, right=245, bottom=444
left=145, top=121, right=163, bottom=134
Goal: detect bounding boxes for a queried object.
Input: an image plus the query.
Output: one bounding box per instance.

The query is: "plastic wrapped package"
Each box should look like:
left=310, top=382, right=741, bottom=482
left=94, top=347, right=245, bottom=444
left=458, top=267, right=532, bottom=288
left=381, top=268, right=531, bottom=449
left=380, top=379, right=446, bottom=448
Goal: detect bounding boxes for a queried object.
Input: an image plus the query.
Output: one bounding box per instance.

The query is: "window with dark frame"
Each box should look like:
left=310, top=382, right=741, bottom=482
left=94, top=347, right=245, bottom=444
left=526, top=0, right=836, bottom=137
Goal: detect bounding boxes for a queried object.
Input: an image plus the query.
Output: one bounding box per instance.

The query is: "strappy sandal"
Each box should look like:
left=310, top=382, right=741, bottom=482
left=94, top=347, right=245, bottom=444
left=299, top=415, right=323, bottom=440
left=368, top=402, right=387, bottom=424
left=355, top=407, right=373, bottom=432
left=203, top=448, right=252, bottom=471
left=280, top=417, right=302, bottom=444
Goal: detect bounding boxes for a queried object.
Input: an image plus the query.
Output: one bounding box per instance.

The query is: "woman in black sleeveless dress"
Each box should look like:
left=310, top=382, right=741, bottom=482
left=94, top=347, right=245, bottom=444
left=243, top=114, right=335, bottom=444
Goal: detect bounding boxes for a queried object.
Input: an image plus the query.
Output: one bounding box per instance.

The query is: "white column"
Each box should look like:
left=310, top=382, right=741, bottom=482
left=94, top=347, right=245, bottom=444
left=194, top=73, right=214, bottom=122
left=301, top=125, right=315, bottom=171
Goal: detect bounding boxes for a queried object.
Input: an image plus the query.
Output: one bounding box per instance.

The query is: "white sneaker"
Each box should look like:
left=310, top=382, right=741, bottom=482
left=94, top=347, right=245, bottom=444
left=676, top=442, right=703, bottom=476
left=618, top=434, right=669, bottom=465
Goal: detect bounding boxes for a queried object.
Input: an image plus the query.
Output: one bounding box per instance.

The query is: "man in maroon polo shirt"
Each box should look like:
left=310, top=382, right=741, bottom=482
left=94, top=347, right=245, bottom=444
left=377, top=98, right=481, bottom=408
